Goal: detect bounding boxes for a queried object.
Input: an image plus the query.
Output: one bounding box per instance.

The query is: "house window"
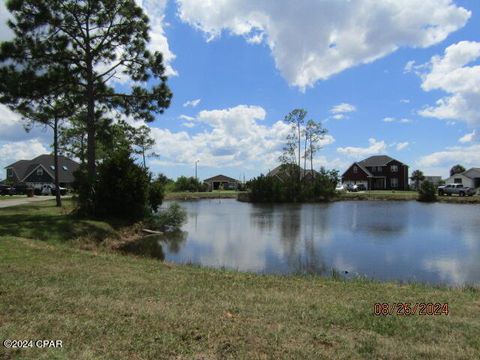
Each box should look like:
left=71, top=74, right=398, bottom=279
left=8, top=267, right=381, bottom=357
left=390, top=165, right=398, bottom=172
left=454, top=178, right=462, bottom=184
left=6, top=168, right=13, bottom=178
left=36, top=168, right=43, bottom=176
left=391, top=178, right=398, bottom=188
left=62, top=166, right=68, bottom=171
left=377, top=166, right=382, bottom=172
left=353, top=166, right=358, bottom=173
left=50, top=165, right=55, bottom=170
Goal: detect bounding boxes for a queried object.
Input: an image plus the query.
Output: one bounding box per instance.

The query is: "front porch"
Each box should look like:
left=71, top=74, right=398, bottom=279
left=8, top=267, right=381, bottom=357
left=369, top=177, right=386, bottom=190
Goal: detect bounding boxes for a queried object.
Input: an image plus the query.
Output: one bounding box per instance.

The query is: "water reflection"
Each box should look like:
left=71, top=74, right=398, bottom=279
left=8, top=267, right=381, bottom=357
left=157, top=200, right=480, bottom=285
left=119, top=231, right=187, bottom=260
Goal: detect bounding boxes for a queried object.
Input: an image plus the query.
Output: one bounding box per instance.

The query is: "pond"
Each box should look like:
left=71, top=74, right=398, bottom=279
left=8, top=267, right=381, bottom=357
left=125, top=199, right=480, bottom=285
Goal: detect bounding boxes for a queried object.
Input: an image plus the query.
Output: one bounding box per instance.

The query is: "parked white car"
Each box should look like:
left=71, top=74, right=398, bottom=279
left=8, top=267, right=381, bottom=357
left=335, top=184, right=348, bottom=192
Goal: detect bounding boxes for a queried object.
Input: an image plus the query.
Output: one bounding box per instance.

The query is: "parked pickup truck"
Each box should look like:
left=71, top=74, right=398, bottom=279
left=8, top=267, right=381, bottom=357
left=437, top=183, right=476, bottom=197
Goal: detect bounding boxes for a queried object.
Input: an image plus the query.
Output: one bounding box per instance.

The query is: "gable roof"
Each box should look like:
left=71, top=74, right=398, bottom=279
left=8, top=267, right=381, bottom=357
left=462, top=168, right=480, bottom=179
left=266, top=164, right=319, bottom=180
left=358, top=155, right=400, bottom=167
left=5, top=154, right=80, bottom=183
left=203, top=174, right=238, bottom=183
left=342, top=162, right=372, bottom=177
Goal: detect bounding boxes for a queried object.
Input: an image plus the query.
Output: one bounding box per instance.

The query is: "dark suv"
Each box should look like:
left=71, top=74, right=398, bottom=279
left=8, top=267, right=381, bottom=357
left=0, top=184, right=16, bottom=196
left=13, top=183, right=29, bottom=195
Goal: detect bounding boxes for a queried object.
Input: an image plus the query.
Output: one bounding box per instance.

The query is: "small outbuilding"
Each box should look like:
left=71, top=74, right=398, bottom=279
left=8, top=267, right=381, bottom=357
left=203, top=175, right=240, bottom=191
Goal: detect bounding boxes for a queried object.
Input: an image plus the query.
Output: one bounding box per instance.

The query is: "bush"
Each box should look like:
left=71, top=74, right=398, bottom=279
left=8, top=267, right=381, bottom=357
left=309, top=167, right=339, bottom=201
left=418, top=180, right=437, bottom=202
left=95, top=151, right=150, bottom=221
left=174, top=176, right=203, bottom=192
left=148, top=177, right=165, bottom=213
left=149, top=202, right=187, bottom=231
left=247, top=166, right=339, bottom=203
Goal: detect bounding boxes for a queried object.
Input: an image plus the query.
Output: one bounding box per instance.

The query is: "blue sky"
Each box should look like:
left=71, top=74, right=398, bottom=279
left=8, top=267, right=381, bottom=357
left=1, top=0, right=480, bottom=181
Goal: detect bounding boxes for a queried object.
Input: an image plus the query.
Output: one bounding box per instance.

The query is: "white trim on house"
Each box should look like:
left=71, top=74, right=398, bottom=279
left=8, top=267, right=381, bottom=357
left=20, top=164, right=53, bottom=183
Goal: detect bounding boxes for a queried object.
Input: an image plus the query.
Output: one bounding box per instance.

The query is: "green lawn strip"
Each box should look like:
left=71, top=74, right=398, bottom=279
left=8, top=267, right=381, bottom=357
left=0, top=195, right=26, bottom=201
left=164, top=191, right=238, bottom=200
left=338, top=191, right=480, bottom=203
left=1, top=237, right=479, bottom=359
left=0, top=200, right=118, bottom=244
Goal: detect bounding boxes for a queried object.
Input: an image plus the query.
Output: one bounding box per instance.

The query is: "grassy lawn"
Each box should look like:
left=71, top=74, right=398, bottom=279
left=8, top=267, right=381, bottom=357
left=165, top=190, right=238, bottom=200
left=0, top=200, right=117, bottom=244
left=0, top=195, right=26, bottom=201
left=1, top=200, right=479, bottom=359
left=338, top=190, right=480, bottom=203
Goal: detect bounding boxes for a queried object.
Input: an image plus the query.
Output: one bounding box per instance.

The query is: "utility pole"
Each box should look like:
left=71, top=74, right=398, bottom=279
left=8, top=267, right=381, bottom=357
left=195, top=160, right=199, bottom=180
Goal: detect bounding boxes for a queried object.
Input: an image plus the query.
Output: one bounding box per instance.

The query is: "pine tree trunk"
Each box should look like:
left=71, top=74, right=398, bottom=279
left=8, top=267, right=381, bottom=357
left=310, top=144, right=314, bottom=179
left=53, top=116, right=62, bottom=207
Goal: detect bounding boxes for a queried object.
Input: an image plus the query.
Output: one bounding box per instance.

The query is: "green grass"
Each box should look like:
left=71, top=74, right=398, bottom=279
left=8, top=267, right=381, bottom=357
left=0, top=200, right=117, bottom=244
left=0, top=199, right=479, bottom=359
left=0, top=195, right=26, bottom=201
left=338, top=190, right=480, bottom=203
left=165, top=190, right=238, bottom=200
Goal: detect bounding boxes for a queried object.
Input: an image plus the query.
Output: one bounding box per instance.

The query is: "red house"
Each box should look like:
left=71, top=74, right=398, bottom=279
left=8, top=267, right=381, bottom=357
left=342, top=155, right=409, bottom=190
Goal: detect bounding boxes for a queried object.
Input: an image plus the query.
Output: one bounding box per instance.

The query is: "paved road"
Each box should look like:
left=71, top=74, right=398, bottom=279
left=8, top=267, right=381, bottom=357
left=0, top=196, right=59, bottom=208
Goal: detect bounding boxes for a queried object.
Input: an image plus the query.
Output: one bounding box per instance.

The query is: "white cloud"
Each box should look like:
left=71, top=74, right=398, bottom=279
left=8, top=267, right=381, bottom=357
left=400, top=99, right=410, bottom=104
left=417, top=41, right=480, bottom=126
left=0, top=1, right=14, bottom=42
left=382, top=117, right=412, bottom=124
left=416, top=144, right=480, bottom=170
left=177, top=0, right=470, bottom=89
left=183, top=99, right=201, bottom=108
left=179, top=114, right=195, bottom=121
left=149, top=105, right=335, bottom=170
left=336, top=138, right=387, bottom=158
left=332, top=114, right=346, bottom=121
left=0, top=104, right=51, bottom=142
left=331, top=103, right=356, bottom=114
left=0, top=139, right=49, bottom=170
left=136, top=0, right=177, bottom=77
left=396, top=142, right=409, bottom=151
left=458, top=129, right=477, bottom=143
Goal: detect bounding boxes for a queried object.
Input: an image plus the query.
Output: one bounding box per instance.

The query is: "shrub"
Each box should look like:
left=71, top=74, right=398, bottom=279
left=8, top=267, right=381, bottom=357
left=174, top=176, right=203, bottom=192
left=148, top=178, right=165, bottom=213
left=309, top=168, right=339, bottom=201
left=95, top=151, right=150, bottom=221
left=247, top=167, right=339, bottom=203
left=150, top=202, right=187, bottom=231
left=417, top=180, right=437, bottom=202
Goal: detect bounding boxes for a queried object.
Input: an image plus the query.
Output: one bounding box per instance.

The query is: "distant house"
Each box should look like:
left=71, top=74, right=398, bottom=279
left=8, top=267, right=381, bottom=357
left=4, top=154, right=80, bottom=188
left=267, top=164, right=318, bottom=182
left=444, top=168, right=480, bottom=189
left=204, top=175, right=240, bottom=190
left=411, top=175, right=442, bottom=190
left=342, top=155, right=409, bottom=190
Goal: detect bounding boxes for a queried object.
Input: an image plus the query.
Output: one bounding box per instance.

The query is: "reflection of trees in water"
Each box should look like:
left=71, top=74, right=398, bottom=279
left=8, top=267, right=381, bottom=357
left=119, top=231, right=188, bottom=260
left=249, top=203, right=276, bottom=231
left=353, top=202, right=411, bottom=239
left=292, top=205, right=328, bottom=275
left=163, top=230, right=188, bottom=253
left=279, top=204, right=302, bottom=264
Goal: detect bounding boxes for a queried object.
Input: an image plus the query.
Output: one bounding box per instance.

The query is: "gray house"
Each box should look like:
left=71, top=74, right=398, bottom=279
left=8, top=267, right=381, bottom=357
left=444, top=168, right=480, bottom=189
left=204, top=175, right=239, bottom=190
left=4, top=154, right=80, bottom=187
